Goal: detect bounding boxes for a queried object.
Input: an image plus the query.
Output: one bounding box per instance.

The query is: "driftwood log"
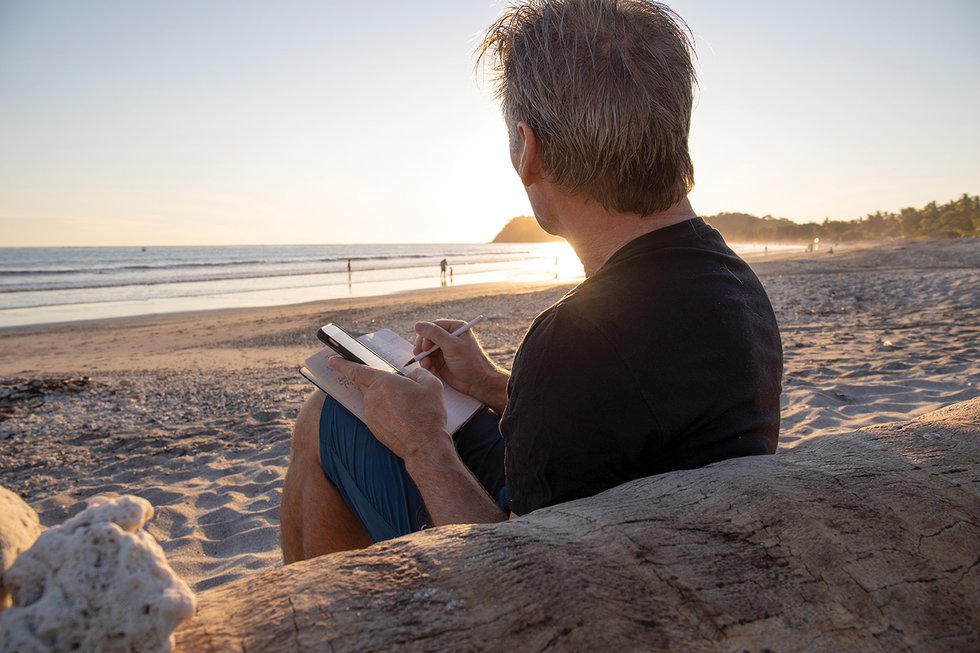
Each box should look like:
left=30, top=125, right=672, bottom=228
left=176, top=398, right=980, bottom=651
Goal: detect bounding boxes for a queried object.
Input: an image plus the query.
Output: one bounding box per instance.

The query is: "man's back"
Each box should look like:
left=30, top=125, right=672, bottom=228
left=282, top=1, right=787, bottom=559
left=501, top=218, right=783, bottom=515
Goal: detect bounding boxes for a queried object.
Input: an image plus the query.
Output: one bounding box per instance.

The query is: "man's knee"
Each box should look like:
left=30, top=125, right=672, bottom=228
left=292, top=390, right=327, bottom=459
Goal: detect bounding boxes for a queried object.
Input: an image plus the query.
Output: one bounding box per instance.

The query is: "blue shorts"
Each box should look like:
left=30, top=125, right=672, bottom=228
left=318, top=394, right=507, bottom=543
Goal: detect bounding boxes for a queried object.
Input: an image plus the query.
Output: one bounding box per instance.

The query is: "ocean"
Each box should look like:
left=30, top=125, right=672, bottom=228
left=0, top=243, right=585, bottom=328
left=0, top=241, right=795, bottom=328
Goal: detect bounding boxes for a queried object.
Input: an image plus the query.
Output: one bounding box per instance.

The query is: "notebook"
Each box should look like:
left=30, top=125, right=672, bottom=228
left=300, top=328, right=483, bottom=434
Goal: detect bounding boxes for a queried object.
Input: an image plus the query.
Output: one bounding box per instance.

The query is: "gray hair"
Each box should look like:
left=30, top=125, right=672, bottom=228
left=478, top=0, right=697, bottom=215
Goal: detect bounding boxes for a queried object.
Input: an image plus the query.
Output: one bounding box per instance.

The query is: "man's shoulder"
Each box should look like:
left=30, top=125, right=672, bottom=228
left=521, top=284, right=602, bottom=342
left=513, top=291, right=625, bottom=386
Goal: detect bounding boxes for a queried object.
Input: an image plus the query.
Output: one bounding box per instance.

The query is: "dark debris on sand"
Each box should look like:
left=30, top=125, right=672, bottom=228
left=0, top=368, right=305, bottom=501
left=0, top=376, right=93, bottom=421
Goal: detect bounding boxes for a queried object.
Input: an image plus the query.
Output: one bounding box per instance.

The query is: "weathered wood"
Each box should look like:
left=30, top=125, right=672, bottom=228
left=176, top=399, right=980, bottom=652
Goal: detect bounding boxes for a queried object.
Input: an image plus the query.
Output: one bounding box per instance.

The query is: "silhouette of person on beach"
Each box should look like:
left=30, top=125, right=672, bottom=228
left=281, top=0, right=782, bottom=561
left=440, top=258, right=448, bottom=286
left=347, top=259, right=352, bottom=282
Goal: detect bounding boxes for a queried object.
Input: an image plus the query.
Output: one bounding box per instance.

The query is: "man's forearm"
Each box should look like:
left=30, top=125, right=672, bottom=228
left=405, top=437, right=508, bottom=525
left=476, top=367, right=510, bottom=415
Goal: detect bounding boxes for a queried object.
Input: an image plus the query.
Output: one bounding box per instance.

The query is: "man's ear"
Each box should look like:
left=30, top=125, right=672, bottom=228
left=514, top=121, right=543, bottom=187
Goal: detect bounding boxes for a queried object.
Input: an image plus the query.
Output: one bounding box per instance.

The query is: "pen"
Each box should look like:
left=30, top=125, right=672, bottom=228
left=403, top=315, right=485, bottom=367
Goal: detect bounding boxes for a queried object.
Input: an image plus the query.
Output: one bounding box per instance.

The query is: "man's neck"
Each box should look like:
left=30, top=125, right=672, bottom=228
left=559, top=197, right=697, bottom=276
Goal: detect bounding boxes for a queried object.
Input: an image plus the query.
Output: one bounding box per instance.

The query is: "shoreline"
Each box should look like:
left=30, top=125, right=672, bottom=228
left=0, top=241, right=585, bottom=330
left=0, top=279, right=574, bottom=376
left=0, top=277, right=569, bottom=338
left=1, top=237, right=977, bottom=592
left=0, top=238, right=844, bottom=338
left=0, top=238, right=814, bottom=331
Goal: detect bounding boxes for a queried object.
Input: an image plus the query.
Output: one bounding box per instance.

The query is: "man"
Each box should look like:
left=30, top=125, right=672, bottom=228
left=280, top=0, right=782, bottom=561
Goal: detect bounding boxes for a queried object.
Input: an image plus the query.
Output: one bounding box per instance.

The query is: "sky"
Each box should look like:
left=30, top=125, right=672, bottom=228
left=1, top=0, right=978, bottom=246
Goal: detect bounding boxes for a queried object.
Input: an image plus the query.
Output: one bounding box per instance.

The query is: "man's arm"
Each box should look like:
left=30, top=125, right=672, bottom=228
left=327, top=356, right=508, bottom=525
left=404, top=437, right=508, bottom=525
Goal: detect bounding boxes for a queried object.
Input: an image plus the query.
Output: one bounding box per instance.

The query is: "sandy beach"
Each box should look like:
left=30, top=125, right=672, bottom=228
left=1, top=238, right=977, bottom=592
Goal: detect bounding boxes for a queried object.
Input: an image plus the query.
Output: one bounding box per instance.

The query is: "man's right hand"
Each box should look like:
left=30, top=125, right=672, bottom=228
left=414, top=320, right=510, bottom=414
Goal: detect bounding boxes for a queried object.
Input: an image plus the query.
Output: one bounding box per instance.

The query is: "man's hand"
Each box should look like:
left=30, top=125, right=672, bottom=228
left=327, top=354, right=508, bottom=527
left=326, top=356, right=451, bottom=463
left=414, top=320, right=510, bottom=413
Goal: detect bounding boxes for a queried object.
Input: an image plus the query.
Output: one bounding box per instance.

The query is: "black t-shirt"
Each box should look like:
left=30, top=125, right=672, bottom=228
left=500, top=218, right=783, bottom=516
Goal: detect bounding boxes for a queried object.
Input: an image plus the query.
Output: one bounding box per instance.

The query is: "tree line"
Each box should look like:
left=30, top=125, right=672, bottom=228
left=492, top=194, right=979, bottom=243
left=704, top=194, right=979, bottom=243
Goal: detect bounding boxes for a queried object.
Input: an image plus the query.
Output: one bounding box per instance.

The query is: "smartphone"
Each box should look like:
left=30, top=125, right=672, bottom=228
left=317, top=323, right=402, bottom=374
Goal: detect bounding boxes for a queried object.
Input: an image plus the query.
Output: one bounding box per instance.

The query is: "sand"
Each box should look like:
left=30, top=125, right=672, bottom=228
left=0, top=239, right=977, bottom=592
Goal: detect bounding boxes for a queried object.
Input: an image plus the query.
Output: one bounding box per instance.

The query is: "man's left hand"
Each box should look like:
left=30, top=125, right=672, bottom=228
left=326, top=356, right=450, bottom=462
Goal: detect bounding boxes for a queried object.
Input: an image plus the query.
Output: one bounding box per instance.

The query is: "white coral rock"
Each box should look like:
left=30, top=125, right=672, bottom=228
left=0, top=486, right=42, bottom=612
left=0, top=495, right=196, bottom=653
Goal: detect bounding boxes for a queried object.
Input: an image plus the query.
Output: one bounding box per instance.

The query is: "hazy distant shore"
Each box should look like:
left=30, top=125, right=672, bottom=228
left=0, top=238, right=977, bottom=592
